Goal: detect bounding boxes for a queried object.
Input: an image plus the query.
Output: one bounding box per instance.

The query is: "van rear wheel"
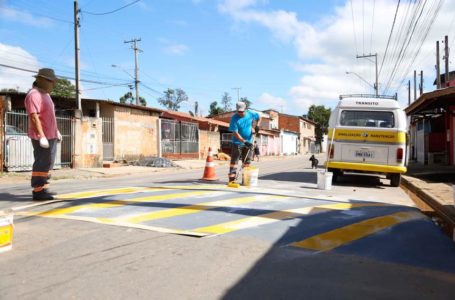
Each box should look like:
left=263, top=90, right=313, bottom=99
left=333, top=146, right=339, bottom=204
left=390, top=174, right=401, bottom=187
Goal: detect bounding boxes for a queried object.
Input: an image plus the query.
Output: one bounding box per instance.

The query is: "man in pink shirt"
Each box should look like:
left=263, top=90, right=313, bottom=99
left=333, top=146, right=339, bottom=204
left=24, top=68, right=61, bottom=200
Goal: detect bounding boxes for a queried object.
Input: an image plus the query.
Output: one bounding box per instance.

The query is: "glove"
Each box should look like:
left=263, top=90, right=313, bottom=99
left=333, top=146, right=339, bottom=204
left=39, top=136, right=49, bottom=149
left=57, top=131, right=62, bottom=142
left=244, top=141, right=253, bottom=148
left=255, top=125, right=260, bottom=134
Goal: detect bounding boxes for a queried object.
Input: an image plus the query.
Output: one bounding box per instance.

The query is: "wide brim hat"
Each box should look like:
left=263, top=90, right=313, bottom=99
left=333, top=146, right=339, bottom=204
left=34, top=68, right=58, bottom=82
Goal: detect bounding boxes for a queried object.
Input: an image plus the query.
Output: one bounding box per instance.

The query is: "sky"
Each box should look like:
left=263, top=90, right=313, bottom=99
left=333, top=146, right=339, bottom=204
left=1, top=0, right=454, bottom=116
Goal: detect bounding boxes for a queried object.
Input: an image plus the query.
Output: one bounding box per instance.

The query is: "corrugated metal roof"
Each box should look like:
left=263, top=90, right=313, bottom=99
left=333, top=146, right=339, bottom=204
left=161, top=110, right=229, bottom=127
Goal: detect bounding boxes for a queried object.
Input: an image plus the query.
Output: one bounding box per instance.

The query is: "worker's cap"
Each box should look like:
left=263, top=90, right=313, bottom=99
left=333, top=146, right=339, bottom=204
left=34, top=68, right=58, bottom=82
left=236, top=101, right=246, bottom=112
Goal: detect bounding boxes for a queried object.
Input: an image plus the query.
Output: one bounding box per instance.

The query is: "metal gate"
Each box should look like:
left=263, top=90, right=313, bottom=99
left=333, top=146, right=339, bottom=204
left=4, top=110, right=74, bottom=171
left=161, top=119, right=198, bottom=155
left=102, top=117, right=114, bottom=161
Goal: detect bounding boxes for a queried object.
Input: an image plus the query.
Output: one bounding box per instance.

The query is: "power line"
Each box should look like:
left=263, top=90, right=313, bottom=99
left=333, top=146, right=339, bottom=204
left=82, top=0, right=141, bottom=16
left=0, top=63, right=130, bottom=86
left=379, top=0, right=401, bottom=78
left=350, top=0, right=358, bottom=55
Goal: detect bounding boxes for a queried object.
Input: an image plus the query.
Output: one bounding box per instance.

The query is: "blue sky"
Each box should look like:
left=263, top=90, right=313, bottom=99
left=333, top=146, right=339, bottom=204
left=1, top=0, right=454, bottom=116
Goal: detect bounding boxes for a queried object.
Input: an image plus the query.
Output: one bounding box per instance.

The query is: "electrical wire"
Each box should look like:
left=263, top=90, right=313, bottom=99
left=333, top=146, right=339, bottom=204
left=379, top=0, right=400, bottom=78
left=350, top=0, right=358, bottom=55
left=82, top=0, right=141, bottom=16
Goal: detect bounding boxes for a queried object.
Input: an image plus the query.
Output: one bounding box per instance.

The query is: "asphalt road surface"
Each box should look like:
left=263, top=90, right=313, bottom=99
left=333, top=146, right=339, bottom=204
left=1, top=156, right=455, bottom=299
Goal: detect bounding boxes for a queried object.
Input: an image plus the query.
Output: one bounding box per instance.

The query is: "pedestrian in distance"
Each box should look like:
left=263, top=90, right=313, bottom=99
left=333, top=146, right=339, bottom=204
left=228, top=101, right=261, bottom=183
left=24, top=68, right=62, bottom=201
left=253, top=141, right=260, bottom=162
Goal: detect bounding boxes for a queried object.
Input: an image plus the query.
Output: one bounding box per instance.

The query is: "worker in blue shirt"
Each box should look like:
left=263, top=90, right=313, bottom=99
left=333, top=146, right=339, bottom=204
left=228, top=101, right=261, bottom=183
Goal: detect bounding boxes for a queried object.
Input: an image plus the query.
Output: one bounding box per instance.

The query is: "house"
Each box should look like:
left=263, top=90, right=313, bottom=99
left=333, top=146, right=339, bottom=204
left=405, top=86, right=455, bottom=165
left=160, top=110, right=229, bottom=159
left=433, top=71, right=455, bottom=88
left=276, top=113, right=316, bottom=154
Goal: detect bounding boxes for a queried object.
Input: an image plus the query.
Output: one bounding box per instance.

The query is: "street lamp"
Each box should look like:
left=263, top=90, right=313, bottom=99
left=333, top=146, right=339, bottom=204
left=346, top=71, right=376, bottom=91
left=112, top=64, right=138, bottom=104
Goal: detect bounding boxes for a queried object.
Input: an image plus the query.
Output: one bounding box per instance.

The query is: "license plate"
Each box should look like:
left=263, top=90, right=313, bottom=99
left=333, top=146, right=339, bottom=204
left=355, top=150, right=374, bottom=158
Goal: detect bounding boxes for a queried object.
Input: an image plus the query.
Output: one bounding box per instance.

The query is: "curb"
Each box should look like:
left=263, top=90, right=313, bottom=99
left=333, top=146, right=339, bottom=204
left=402, top=175, right=455, bottom=240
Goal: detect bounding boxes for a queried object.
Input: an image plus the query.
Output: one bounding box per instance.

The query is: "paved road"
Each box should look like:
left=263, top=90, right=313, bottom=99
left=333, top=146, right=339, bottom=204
left=1, top=156, right=455, bottom=299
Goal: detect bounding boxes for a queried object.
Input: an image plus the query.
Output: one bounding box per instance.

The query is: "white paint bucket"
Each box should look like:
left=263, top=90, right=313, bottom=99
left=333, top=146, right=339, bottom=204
left=317, top=171, right=333, bottom=190
left=0, top=211, right=13, bottom=253
left=243, top=167, right=259, bottom=187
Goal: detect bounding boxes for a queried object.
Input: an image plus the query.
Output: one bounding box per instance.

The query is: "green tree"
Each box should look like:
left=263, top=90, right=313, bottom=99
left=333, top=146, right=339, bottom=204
left=51, top=79, right=76, bottom=98
left=0, top=88, right=19, bottom=93
left=119, top=92, right=133, bottom=104
left=240, top=97, right=252, bottom=108
left=158, top=88, right=188, bottom=111
left=208, top=101, right=223, bottom=116
left=221, top=92, right=232, bottom=111
left=139, top=97, right=147, bottom=106
left=307, top=105, right=331, bottom=144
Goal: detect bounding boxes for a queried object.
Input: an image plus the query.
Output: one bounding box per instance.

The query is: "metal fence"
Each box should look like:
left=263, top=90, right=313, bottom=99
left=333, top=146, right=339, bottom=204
left=161, top=119, right=198, bottom=154
left=102, top=117, right=114, bottom=161
left=4, top=110, right=74, bottom=171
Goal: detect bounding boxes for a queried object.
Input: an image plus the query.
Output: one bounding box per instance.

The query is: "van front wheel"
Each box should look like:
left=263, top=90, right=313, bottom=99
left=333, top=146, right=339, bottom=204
left=390, top=174, right=401, bottom=187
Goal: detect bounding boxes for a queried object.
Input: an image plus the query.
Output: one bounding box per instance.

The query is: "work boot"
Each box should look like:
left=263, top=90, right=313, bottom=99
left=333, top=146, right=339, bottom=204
left=33, top=190, right=55, bottom=201
left=43, top=188, right=57, bottom=196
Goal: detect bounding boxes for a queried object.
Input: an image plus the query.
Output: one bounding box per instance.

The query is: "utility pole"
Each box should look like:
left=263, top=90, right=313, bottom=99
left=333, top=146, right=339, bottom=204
left=74, top=0, right=81, bottom=111
left=436, top=40, right=441, bottom=89
left=408, top=80, right=411, bottom=105
left=124, top=38, right=142, bottom=105
left=419, top=70, right=423, bottom=95
left=232, top=87, right=241, bottom=102
left=356, top=53, right=378, bottom=96
left=444, top=35, right=449, bottom=88
left=414, top=70, right=417, bottom=101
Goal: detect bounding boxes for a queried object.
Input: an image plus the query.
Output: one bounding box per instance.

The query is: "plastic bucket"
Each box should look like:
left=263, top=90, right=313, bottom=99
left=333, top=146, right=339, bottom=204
left=0, top=212, right=13, bottom=253
left=243, top=167, right=259, bottom=187
left=317, top=171, right=333, bottom=190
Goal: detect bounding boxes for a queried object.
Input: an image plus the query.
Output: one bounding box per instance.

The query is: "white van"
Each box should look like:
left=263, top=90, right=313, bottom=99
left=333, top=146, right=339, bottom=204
left=326, top=97, right=407, bottom=187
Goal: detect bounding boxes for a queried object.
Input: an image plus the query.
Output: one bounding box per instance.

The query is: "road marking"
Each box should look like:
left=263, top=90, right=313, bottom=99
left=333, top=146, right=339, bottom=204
left=290, top=210, right=425, bottom=251
left=193, top=203, right=387, bottom=235
left=56, top=187, right=156, bottom=200
left=28, top=190, right=214, bottom=217
left=118, top=194, right=287, bottom=224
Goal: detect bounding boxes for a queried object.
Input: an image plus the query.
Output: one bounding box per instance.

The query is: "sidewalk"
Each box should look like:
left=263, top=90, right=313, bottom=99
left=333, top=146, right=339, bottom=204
left=402, top=162, right=455, bottom=232
left=0, top=154, right=288, bottom=185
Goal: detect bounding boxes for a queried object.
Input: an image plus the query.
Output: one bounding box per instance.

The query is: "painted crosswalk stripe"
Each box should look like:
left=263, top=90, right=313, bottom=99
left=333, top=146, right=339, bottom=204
left=29, top=190, right=214, bottom=217
left=56, top=187, right=156, bottom=200
left=117, top=194, right=287, bottom=224
left=193, top=203, right=387, bottom=235
left=290, top=210, right=425, bottom=251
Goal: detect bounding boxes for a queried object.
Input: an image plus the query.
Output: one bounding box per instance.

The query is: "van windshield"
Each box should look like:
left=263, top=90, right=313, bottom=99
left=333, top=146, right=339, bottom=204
left=339, top=110, right=395, bottom=128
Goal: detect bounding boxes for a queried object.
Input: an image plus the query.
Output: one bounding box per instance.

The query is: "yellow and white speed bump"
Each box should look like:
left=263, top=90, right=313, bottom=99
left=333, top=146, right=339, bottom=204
left=15, top=184, right=418, bottom=242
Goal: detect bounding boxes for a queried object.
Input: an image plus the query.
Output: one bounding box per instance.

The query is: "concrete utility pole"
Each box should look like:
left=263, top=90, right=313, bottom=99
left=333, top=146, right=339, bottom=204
left=408, top=80, right=411, bottom=105
left=436, top=41, right=441, bottom=89
left=74, top=0, right=81, bottom=111
left=414, top=70, right=417, bottom=101
left=420, top=70, right=423, bottom=95
left=356, top=53, right=378, bottom=96
left=444, top=35, right=449, bottom=87
left=124, top=38, right=142, bottom=105
left=232, top=87, right=241, bottom=102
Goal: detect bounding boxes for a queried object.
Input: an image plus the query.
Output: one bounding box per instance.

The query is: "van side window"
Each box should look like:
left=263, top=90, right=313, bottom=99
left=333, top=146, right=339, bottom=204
left=340, top=111, right=395, bottom=128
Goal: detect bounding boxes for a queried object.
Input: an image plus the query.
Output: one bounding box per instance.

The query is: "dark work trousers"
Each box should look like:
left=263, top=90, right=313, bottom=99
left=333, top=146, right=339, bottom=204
left=228, top=144, right=253, bottom=181
left=31, top=139, right=57, bottom=192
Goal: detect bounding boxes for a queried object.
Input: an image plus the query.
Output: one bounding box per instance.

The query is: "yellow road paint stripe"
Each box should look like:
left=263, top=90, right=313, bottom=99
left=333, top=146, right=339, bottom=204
left=194, top=203, right=386, bottom=235
left=56, top=187, right=156, bottom=200
left=121, top=194, right=286, bottom=224
left=16, top=211, right=208, bottom=237
left=31, top=190, right=213, bottom=217
left=290, top=211, right=425, bottom=251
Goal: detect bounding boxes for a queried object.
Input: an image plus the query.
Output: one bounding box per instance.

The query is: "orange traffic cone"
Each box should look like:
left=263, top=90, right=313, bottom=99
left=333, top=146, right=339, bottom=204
left=202, top=147, right=218, bottom=181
